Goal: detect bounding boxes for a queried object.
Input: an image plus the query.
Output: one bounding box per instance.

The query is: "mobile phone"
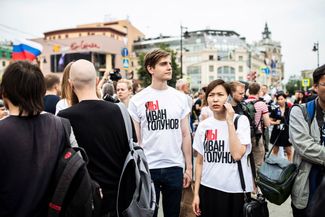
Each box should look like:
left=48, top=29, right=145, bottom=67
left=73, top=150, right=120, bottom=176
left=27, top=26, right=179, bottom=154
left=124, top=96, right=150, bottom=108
left=227, top=96, right=232, bottom=103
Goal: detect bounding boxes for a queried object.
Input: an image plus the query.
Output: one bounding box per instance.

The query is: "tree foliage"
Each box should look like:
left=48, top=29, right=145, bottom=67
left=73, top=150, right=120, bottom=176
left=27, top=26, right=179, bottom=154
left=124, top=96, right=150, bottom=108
left=136, top=44, right=180, bottom=88
left=285, top=79, right=303, bottom=96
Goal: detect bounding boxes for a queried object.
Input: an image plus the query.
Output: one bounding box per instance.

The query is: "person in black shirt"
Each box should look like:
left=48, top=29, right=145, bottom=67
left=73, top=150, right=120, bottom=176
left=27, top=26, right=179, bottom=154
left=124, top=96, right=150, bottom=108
left=0, top=61, right=66, bottom=217
left=44, top=74, right=61, bottom=114
left=229, top=81, right=246, bottom=114
left=57, top=59, right=131, bottom=217
left=269, top=92, right=293, bottom=161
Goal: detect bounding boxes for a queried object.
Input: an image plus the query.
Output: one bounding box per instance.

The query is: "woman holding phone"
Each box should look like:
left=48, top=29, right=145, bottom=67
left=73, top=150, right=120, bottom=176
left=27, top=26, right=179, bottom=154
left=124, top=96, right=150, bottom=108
left=192, top=79, right=253, bottom=217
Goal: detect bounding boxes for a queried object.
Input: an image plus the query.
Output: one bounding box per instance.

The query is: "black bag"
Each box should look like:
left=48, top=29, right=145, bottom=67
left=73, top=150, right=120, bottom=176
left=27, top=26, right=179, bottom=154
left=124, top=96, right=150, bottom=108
left=257, top=155, right=298, bottom=205
left=256, top=131, right=298, bottom=205
left=243, top=194, right=269, bottom=217
left=235, top=116, right=269, bottom=217
left=48, top=118, right=102, bottom=217
left=238, top=160, right=269, bottom=217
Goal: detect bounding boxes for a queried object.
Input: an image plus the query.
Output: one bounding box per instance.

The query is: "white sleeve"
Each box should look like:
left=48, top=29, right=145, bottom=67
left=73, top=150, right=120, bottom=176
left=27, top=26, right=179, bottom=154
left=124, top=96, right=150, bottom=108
left=199, top=107, right=209, bottom=121
left=236, top=115, right=252, bottom=154
left=55, top=99, right=65, bottom=115
left=128, top=99, right=140, bottom=123
left=181, top=94, right=191, bottom=119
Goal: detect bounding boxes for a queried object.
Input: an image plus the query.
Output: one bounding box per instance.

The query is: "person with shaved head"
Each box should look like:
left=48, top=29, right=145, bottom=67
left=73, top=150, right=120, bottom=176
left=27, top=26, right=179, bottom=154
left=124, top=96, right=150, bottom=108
left=57, top=59, right=131, bottom=217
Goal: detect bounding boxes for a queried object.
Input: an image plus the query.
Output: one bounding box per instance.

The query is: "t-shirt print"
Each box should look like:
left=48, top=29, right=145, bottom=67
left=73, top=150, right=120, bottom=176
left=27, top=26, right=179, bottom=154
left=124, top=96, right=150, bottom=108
left=204, top=128, right=236, bottom=164
left=145, top=100, right=179, bottom=131
left=193, top=115, right=253, bottom=193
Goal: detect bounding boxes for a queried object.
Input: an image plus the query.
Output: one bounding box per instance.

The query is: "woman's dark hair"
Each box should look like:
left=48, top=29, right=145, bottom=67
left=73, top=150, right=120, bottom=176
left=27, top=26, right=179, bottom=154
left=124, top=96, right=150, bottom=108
left=205, top=79, right=230, bottom=101
left=0, top=61, right=45, bottom=116
left=275, top=91, right=287, bottom=99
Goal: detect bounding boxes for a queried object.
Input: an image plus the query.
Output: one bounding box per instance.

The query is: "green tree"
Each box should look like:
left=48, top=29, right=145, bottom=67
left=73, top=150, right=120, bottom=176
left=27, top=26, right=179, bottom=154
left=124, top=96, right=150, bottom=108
left=136, top=52, right=152, bottom=87
left=285, top=79, right=302, bottom=96
left=136, top=44, right=181, bottom=88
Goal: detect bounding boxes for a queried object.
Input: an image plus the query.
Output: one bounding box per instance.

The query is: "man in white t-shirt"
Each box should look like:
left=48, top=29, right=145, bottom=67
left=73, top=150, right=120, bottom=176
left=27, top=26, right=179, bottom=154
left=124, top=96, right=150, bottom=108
left=128, top=49, right=192, bottom=217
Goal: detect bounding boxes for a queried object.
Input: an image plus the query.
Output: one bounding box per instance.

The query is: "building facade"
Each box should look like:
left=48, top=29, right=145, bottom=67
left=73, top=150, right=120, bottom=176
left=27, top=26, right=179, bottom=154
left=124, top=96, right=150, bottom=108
left=0, top=42, right=12, bottom=77
left=133, top=23, right=284, bottom=90
left=33, top=20, right=144, bottom=78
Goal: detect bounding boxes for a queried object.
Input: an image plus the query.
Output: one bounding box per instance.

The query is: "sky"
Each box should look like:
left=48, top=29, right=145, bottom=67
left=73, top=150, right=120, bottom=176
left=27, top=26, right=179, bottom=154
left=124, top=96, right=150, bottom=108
left=1, top=0, right=324, bottom=81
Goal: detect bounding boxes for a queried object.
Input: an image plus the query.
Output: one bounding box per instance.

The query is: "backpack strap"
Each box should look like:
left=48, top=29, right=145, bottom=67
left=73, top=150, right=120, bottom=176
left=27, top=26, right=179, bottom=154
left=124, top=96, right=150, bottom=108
left=48, top=118, right=86, bottom=216
left=60, top=117, right=71, bottom=147
left=295, top=99, right=316, bottom=130
left=235, top=115, right=257, bottom=189
left=235, top=115, right=250, bottom=201
left=48, top=148, right=86, bottom=216
left=306, top=99, right=316, bottom=126
left=117, top=103, right=133, bottom=148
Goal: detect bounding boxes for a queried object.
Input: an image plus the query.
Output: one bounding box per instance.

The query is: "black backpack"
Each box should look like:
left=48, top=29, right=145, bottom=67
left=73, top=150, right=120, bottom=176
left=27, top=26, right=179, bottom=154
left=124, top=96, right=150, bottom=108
left=48, top=118, right=102, bottom=217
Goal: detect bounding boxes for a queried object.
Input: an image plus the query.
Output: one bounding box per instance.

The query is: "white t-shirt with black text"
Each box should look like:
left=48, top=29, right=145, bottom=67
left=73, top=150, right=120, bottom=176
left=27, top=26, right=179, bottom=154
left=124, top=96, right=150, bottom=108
left=128, top=86, right=191, bottom=169
left=193, top=115, right=253, bottom=193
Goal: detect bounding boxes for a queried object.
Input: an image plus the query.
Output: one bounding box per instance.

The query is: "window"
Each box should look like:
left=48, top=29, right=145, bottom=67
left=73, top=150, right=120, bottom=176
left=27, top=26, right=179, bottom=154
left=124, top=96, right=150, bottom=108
left=209, top=76, right=214, bottom=81
left=65, top=34, right=69, bottom=38
left=58, top=35, right=61, bottom=39
left=217, top=66, right=236, bottom=82
left=239, top=56, right=243, bottom=61
left=239, top=65, right=243, bottom=72
left=79, top=33, right=82, bottom=36
left=187, top=66, right=202, bottom=90
left=209, top=55, right=214, bottom=60
left=2, top=61, right=6, bottom=67
left=209, top=65, right=214, bottom=72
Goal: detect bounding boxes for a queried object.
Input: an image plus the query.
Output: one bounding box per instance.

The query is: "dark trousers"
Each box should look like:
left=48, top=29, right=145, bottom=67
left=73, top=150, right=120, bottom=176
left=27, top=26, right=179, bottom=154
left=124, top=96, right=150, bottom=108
left=291, top=203, right=307, bottom=217
left=199, top=184, right=246, bottom=217
left=150, top=166, right=183, bottom=217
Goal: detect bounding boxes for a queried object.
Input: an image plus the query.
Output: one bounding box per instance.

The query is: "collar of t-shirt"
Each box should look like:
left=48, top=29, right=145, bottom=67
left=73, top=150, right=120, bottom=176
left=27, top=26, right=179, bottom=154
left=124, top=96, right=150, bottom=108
left=247, top=96, right=258, bottom=100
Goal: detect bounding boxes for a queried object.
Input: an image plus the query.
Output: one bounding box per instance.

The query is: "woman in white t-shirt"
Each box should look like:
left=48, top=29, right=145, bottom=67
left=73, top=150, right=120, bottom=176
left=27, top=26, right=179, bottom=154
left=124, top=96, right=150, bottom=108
left=199, top=99, right=213, bottom=122
left=192, top=79, right=253, bottom=217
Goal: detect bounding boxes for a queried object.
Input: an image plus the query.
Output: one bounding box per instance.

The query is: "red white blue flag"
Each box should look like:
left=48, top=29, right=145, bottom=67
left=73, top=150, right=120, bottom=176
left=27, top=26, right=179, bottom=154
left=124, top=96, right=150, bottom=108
left=12, top=38, right=43, bottom=61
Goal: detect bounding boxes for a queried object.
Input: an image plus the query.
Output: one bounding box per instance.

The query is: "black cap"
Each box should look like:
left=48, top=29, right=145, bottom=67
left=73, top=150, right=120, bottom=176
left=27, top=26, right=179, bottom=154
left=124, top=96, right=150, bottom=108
left=313, top=64, right=325, bottom=83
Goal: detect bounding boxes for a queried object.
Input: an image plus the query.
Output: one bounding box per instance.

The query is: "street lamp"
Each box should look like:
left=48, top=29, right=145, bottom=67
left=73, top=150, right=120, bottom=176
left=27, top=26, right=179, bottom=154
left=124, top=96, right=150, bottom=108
left=312, top=41, right=319, bottom=67
left=180, top=25, right=189, bottom=78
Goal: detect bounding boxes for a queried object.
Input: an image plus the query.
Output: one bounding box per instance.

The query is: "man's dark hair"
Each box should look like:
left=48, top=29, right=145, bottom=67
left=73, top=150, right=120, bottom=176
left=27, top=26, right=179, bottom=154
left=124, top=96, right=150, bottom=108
left=313, top=64, right=325, bottom=84
left=248, top=82, right=261, bottom=95
left=205, top=79, right=230, bottom=101
left=0, top=61, right=45, bottom=116
left=144, top=49, right=170, bottom=76
left=45, top=74, right=60, bottom=90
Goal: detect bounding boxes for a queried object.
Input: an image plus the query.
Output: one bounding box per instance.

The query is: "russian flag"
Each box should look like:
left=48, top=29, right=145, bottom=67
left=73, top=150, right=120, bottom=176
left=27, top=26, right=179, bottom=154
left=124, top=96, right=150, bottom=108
left=12, top=38, right=43, bottom=61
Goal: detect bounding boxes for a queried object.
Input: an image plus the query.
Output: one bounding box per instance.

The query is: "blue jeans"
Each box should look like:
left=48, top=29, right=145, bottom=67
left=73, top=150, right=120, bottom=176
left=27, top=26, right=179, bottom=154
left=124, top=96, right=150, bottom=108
left=150, top=166, right=183, bottom=217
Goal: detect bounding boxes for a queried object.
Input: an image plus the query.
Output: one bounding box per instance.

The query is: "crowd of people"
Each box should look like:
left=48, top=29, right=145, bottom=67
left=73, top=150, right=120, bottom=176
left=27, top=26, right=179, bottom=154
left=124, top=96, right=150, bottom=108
left=0, top=49, right=324, bottom=217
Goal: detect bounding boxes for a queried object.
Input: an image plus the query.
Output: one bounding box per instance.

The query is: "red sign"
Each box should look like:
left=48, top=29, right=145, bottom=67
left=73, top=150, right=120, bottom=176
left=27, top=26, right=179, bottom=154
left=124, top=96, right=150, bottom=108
left=70, top=41, right=100, bottom=50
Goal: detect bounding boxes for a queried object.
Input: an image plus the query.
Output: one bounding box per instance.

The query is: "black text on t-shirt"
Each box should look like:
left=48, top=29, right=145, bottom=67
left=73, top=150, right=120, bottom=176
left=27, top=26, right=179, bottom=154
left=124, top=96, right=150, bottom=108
left=204, top=129, right=235, bottom=164
left=145, top=100, right=179, bottom=131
